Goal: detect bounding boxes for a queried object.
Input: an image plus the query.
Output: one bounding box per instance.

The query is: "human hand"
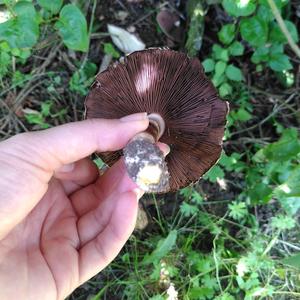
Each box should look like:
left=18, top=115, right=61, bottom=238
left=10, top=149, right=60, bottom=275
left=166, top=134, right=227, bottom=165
left=0, top=113, right=151, bottom=300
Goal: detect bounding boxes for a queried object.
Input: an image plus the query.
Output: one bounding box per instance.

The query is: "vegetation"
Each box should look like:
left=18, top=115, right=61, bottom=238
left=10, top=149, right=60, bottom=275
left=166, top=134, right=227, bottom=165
left=0, top=0, right=299, bottom=299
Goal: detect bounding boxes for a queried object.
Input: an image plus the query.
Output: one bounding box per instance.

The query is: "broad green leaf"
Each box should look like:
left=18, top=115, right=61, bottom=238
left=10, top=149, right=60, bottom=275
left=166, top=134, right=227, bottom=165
left=228, top=41, right=244, bottom=56
left=37, top=0, right=63, bottom=14
left=212, top=73, right=225, bottom=87
left=0, top=1, right=39, bottom=48
left=202, top=58, right=215, bottom=73
left=225, top=64, right=243, bottom=81
left=188, top=286, right=215, bottom=300
left=215, top=60, right=227, bottom=76
left=204, top=165, right=224, bottom=182
left=55, top=4, right=89, bottom=52
left=257, top=5, right=274, bottom=22
left=240, top=16, right=268, bottom=47
left=270, top=20, right=299, bottom=43
left=222, top=0, right=256, bottom=17
left=248, top=183, right=273, bottom=204
left=275, top=166, right=300, bottom=198
left=212, top=44, right=229, bottom=61
left=219, top=82, right=232, bottom=97
left=282, top=253, right=300, bottom=269
left=103, top=42, right=120, bottom=58
left=268, top=45, right=292, bottom=71
left=264, top=128, right=300, bottom=160
left=251, top=46, right=269, bottom=64
left=143, top=230, right=177, bottom=265
left=218, top=23, right=236, bottom=45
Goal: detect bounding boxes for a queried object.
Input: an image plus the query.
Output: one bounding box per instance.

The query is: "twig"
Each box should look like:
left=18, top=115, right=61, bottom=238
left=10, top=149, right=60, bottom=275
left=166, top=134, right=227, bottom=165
left=81, top=0, right=98, bottom=68
left=267, top=0, right=300, bottom=59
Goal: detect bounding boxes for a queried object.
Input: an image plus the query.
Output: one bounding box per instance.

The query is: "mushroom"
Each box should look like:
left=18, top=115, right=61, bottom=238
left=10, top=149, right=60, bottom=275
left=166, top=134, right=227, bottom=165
left=156, top=9, right=184, bottom=43
left=85, top=48, right=229, bottom=193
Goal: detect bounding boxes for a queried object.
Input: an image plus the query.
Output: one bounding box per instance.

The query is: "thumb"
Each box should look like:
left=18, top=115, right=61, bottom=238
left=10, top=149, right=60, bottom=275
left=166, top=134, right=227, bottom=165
left=2, top=113, right=149, bottom=173
left=0, top=113, right=148, bottom=238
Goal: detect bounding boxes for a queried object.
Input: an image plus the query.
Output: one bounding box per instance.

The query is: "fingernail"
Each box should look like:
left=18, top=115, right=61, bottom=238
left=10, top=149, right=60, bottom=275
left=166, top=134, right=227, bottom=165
left=162, top=144, right=170, bottom=157
left=157, top=142, right=170, bottom=157
left=120, top=112, right=148, bottom=122
left=133, top=188, right=144, bottom=201
left=57, top=163, right=75, bottom=173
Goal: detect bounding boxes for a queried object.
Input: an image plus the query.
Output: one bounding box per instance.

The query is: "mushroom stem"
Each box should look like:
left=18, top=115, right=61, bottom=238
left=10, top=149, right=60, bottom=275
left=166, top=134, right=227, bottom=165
left=123, top=113, right=170, bottom=193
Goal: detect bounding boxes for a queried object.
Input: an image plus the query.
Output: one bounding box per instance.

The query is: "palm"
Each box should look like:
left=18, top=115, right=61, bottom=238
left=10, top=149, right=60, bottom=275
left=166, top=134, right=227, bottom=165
left=0, top=160, right=138, bottom=300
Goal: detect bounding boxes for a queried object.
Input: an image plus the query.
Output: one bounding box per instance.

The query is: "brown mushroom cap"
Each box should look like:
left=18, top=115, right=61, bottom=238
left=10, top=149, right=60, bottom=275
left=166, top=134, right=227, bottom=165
left=156, top=10, right=184, bottom=42
left=85, top=48, right=229, bottom=192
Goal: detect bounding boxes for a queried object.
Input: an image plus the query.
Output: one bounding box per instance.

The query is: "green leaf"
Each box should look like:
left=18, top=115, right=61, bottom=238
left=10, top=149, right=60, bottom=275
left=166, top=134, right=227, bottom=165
left=271, top=215, right=296, bottom=230
left=228, top=201, right=248, bottom=221
left=274, top=166, right=300, bottom=198
left=188, top=286, right=215, bottom=300
left=143, top=230, right=177, bottom=265
left=41, top=100, right=53, bottom=117
left=240, top=16, right=268, bottom=47
left=225, top=64, right=243, bottom=81
left=233, top=107, right=252, bottom=121
left=282, top=253, right=300, bottom=269
left=212, top=73, right=225, bottom=87
left=270, top=20, right=299, bottom=43
left=248, top=183, right=273, bottom=204
left=269, top=53, right=293, bottom=71
left=191, top=191, right=203, bottom=204
left=37, top=0, right=63, bottom=14
left=228, top=41, right=244, bottom=56
left=0, top=1, right=40, bottom=49
left=264, top=128, right=300, bottom=161
left=202, top=58, right=215, bottom=73
left=55, top=4, right=89, bottom=52
left=215, top=293, right=235, bottom=300
left=180, top=202, right=199, bottom=217
left=103, top=42, right=120, bottom=58
left=212, top=44, right=229, bottom=62
left=251, top=46, right=270, bottom=64
left=257, top=5, right=275, bottom=22
left=215, top=61, right=227, bottom=76
left=219, top=82, right=232, bottom=97
left=218, top=24, right=236, bottom=45
left=149, top=296, right=165, bottom=300
left=222, top=0, right=256, bottom=17
left=204, top=165, right=224, bottom=183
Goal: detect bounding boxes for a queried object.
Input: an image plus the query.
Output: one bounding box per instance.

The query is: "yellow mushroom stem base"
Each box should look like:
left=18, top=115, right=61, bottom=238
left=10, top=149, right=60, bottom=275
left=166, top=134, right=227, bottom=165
left=123, top=136, right=170, bottom=193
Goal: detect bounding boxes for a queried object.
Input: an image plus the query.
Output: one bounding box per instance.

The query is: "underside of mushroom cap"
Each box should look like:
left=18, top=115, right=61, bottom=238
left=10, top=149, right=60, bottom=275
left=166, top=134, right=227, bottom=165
left=85, top=48, right=229, bottom=192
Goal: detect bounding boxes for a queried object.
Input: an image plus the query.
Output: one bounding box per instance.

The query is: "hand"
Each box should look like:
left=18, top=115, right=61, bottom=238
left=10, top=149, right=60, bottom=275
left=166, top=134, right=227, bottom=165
left=0, top=113, right=149, bottom=300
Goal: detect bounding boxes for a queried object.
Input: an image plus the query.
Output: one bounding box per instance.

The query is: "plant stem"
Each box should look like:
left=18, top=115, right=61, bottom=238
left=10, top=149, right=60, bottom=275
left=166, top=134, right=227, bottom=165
left=267, top=0, right=300, bottom=59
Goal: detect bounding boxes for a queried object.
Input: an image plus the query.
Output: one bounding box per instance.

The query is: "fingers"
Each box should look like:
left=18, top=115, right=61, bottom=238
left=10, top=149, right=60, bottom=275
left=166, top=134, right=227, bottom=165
left=2, top=113, right=149, bottom=174
left=70, top=142, right=170, bottom=216
left=55, top=158, right=99, bottom=195
left=78, top=191, right=138, bottom=284
left=0, top=113, right=148, bottom=239
left=70, top=159, right=135, bottom=216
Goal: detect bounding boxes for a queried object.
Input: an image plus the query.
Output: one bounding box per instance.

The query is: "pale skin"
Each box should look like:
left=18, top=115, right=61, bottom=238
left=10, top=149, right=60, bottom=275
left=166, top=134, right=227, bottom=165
left=0, top=113, right=168, bottom=300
